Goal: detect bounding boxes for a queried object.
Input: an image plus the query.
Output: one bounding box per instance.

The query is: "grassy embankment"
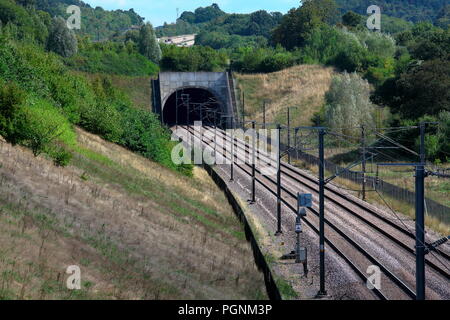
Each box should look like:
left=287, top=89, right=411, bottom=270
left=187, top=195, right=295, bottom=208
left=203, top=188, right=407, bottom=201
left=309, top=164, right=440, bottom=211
left=0, top=128, right=267, bottom=300
left=292, top=159, right=449, bottom=235
left=237, top=65, right=449, bottom=235
left=235, top=64, right=336, bottom=128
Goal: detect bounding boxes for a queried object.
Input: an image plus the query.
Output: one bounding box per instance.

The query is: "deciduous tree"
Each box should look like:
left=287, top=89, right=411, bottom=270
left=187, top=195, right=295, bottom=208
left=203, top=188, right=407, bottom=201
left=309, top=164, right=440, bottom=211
left=46, top=16, right=78, bottom=57
left=138, top=22, right=162, bottom=63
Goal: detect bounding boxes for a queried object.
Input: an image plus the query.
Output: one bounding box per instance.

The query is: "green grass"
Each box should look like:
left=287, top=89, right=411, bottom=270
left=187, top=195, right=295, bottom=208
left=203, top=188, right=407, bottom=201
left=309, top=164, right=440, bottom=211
left=276, top=277, right=298, bottom=300
left=66, top=46, right=159, bottom=77
left=71, top=146, right=246, bottom=241
left=73, top=146, right=117, bottom=168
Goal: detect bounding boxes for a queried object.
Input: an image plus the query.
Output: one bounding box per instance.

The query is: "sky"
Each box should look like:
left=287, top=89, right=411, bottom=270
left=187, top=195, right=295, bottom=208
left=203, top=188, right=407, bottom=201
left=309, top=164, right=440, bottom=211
left=83, top=0, right=301, bottom=27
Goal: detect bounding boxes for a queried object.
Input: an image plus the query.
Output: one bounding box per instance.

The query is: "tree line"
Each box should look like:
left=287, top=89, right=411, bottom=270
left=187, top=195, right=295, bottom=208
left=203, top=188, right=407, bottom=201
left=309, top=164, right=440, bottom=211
left=0, top=0, right=192, bottom=175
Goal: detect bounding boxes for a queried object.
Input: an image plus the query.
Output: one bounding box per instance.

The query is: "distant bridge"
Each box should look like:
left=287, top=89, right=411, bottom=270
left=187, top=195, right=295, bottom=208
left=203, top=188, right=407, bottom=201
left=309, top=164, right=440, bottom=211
left=152, top=72, right=238, bottom=128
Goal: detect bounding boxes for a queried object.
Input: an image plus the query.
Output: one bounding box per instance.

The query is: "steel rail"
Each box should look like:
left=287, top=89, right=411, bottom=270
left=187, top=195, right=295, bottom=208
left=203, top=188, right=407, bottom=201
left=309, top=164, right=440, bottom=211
left=181, top=126, right=417, bottom=300
left=211, top=126, right=450, bottom=267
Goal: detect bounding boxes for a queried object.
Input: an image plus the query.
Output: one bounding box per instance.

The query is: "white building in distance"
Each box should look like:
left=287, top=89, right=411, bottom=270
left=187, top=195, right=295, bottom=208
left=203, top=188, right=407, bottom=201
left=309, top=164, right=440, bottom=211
left=157, top=34, right=196, bottom=47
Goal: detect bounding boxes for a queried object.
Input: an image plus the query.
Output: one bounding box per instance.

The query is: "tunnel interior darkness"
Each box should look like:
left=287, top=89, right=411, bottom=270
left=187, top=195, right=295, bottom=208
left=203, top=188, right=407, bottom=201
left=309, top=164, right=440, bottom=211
left=163, top=88, right=223, bottom=128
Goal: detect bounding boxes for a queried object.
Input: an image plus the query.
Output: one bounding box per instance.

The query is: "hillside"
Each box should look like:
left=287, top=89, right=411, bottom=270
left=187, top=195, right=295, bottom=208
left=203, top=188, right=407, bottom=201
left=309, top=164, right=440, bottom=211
left=0, top=0, right=271, bottom=300
left=35, top=0, right=144, bottom=40
left=335, top=0, right=448, bottom=23
left=156, top=4, right=283, bottom=48
left=155, top=1, right=448, bottom=47
left=0, top=128, right=267, bottom=299
left=79, top=72, right=154, bottom=111
left=235, top=65, right=336, bottom=127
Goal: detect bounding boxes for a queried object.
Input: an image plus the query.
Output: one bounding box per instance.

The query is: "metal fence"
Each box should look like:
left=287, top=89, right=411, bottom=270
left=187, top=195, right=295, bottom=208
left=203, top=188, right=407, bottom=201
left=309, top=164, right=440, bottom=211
left=290, top=147, right=450, bottom=225
left=229, top=81, right=449, bottom=225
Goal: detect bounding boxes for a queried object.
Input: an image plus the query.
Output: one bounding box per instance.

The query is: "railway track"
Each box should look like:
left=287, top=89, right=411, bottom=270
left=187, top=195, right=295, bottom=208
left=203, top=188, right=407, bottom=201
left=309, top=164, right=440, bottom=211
left=176, top=125, right=450, bottom=300
left=201, top=126, right=450, bottom=277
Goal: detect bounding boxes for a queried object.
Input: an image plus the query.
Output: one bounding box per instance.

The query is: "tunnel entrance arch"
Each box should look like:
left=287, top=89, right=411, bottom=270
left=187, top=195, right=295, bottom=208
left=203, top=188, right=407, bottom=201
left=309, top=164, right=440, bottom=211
left=153, top=72, right=236, bottom=128
left=162, top=87, right=225, bottom=128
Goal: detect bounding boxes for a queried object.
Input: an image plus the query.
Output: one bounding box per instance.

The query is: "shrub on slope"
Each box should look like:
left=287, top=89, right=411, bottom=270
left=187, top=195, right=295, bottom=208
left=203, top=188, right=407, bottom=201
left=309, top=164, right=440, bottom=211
left=0, top=36, right=189, bottom=174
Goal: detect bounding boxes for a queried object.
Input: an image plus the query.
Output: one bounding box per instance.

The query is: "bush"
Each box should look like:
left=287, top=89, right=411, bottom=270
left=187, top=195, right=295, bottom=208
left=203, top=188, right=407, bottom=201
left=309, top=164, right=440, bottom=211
left=49, top=146, right=73, bottom=167
left=138, top=23, right=161, bottom=63
left=331, top=48, right=365, bottom=73
left=0, top=81, right=26, bottom=144
left=0, top=27, right=191, bottom=175
left=77, top=76, right=125, bottom=143
left=47, top=17, right=78, bottom=58
left=364, top=57, right=395, bottom=86
left=19, top=96, right=76, bottom=156
left=355, top=31, right=396, bottom=59
left=259, top=52, right=296, bottom=72
left=65, top=43, right=159, bottom=76
left=324, top=72, right=378, bottom=137
left=392, top=112, right=450, bottom=162
left=160, top=44, right=229, bottom=72
left=0, top=89, right=76, bottom=165
left=79, top=101, right=123, bottom=143
left=118, top=107, right=178, bottom=170
left=231, top=46, right=297, bottom=73
left=299, top=25, right=368, bottom=72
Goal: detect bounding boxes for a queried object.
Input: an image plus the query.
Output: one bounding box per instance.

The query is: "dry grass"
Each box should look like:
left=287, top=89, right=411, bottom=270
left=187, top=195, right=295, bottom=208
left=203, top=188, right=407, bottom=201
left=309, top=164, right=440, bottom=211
left=0, top=129, right=267, bottom=300
left=109, top=75, right=154, bottom=111
left=293, top=159, right=450, bottom=235
left=348, top=163, right=450, bottom=208
left=236, top=65, right=336, bottom=127
left=76, top=71, right=154, bottom=111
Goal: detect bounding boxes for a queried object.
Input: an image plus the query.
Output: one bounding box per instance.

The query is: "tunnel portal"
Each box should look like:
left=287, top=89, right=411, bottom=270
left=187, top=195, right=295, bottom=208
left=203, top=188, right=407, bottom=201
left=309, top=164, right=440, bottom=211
left=153, top=72, right=236, bottom=129
left=162, top=88, right=223, bottom=127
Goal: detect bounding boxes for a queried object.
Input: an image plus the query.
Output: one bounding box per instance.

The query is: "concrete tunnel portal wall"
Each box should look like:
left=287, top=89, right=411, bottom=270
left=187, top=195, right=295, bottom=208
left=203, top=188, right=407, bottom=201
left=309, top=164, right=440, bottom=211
left=153, top=72, right=236, bottom=128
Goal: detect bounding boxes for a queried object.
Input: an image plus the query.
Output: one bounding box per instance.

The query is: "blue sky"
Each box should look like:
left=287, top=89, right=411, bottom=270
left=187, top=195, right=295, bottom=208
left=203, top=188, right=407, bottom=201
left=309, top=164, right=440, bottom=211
left=83, top=0, right=301, bottom=27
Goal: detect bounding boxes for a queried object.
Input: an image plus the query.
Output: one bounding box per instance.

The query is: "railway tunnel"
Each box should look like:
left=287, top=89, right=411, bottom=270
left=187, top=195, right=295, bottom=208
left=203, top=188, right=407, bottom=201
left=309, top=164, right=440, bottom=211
left=152, top=72, right=237, bottom=129
left=162, top=87, right=223, bottom=127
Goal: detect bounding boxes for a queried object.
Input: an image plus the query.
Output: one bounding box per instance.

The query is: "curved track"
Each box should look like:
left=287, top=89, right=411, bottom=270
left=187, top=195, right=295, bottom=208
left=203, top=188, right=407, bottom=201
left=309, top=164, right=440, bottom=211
left=206, top=126, right=450, bottom=275
left=176, top=125, right=450, bottom=300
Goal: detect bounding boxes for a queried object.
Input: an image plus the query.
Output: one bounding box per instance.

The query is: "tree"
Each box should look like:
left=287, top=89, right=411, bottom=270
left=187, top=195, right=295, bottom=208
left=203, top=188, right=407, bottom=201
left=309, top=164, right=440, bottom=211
left=342, top=11, right=362, bottom=28
left=160, top=45, right=228, bottom=72
left=334, top=0, right=449, bottom=24
left=324, top=72, right=376, bottom=137
left=392, top=59, right=450, bottom=119
left=356, top=31, right=396, bottom=59
left=410, top=29, right=450, bottom=60
left=179, top=11, right=196, bottom=24
left=138, top=22, right=161, bottom=63
left=0, top=82, right=26, bottom=145
left=395, top=22, right=449, bottom=60
left=193, top=3, right=225, bottom=23
left=436, top=5, right=450, bottom=28
left=299, top=25, right=366, bottom=70
left=272, top=0, right=338, bottom=50
left=16, top=0, right=36, bottom=8
left=245, top=10, right=283, bottom=38
left=435, top=111, right=450, bottom=160
left=46, top=16, right=78, bottom=57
